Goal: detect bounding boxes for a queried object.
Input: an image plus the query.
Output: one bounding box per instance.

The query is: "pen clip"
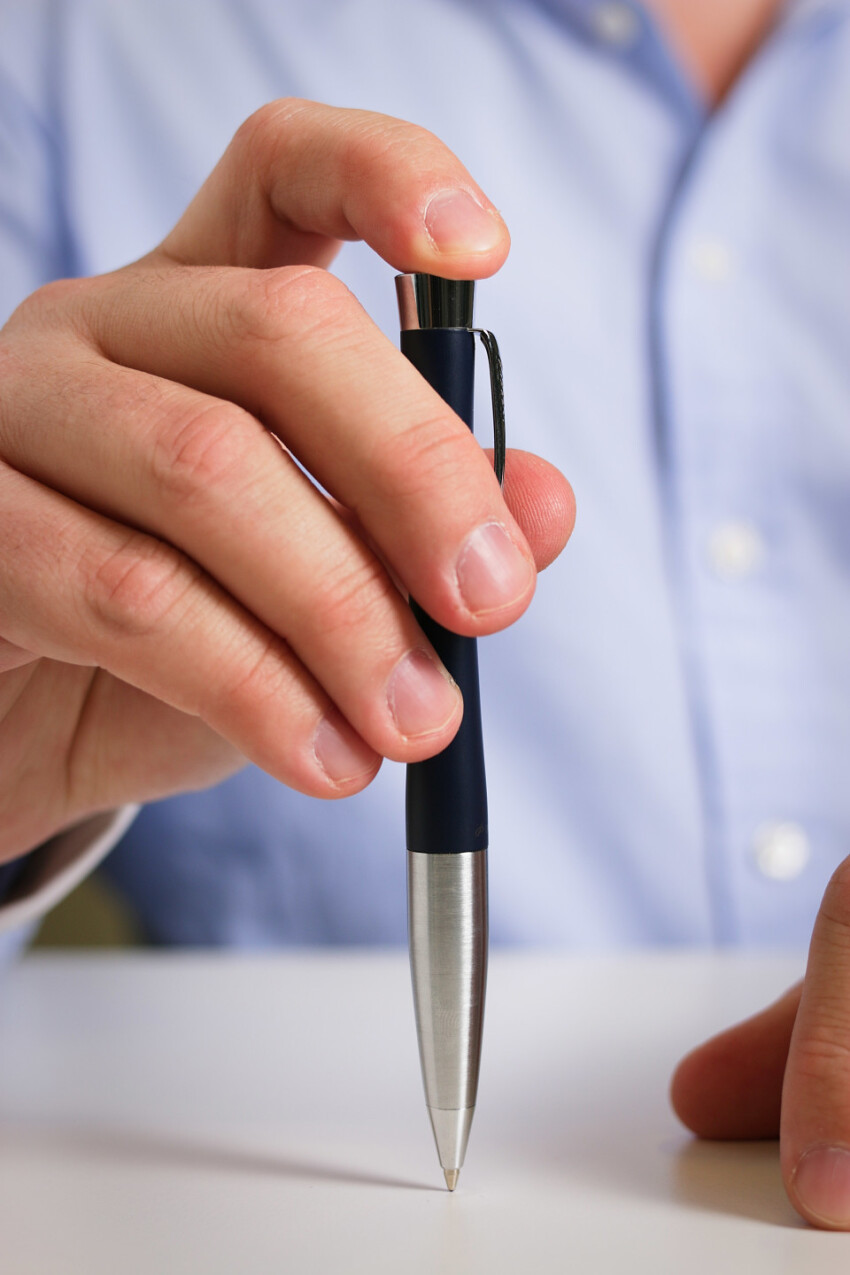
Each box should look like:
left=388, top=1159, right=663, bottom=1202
left=472, top=329, right=506, bottom=488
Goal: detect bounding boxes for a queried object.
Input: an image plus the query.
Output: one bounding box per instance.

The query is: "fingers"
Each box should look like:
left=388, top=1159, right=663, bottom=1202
left=160, top=99, right=509, bottom=276
left=344, top=448, right=574, bottom=577
left=0, top=101, right=570, bottom=801
left=781, top=860, right=850, bottom=1229
left=0, top=639, right=40, bottom=673
left=0, top=462, right=382, bottom=797
left=62, top=265, right=539, bottom=637
left=673, top=856, right=850, bottom=1232
left=62, top=671, right=250, bottom=817
left=3, top=347, right=469, bottom=761
left=670, top=983, right=801, bottom=1140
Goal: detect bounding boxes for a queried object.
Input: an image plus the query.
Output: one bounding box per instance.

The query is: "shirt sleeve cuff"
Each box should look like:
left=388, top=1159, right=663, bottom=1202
left=0, top=805, right=140, bottom=933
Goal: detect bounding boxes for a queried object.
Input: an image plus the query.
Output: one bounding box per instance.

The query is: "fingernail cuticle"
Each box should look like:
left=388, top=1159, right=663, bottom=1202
left=793, top=1145, right=850, bottom=1227
left=313, top=712, right=378, bottom=784
left=424, top=190, right=503, bottom=255
left=387, top=648, right=460, bottom=739
left=456, top=521, right=534, bottom=616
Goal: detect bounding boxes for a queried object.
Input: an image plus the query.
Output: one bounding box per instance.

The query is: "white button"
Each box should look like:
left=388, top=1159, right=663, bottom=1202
left=707, top=521, right=765, bottom=580
left=689, top=238, right=734, bottom=283
left=752, top=822, right=811, bottom=881
left=590, top=3, right=639, bottom=47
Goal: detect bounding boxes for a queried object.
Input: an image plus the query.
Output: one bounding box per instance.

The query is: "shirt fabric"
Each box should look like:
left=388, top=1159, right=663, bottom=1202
left=0, top=0, right=848, bottom=948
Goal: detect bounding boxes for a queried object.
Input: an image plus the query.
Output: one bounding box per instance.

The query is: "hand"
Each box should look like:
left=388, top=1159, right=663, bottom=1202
left=671, top=859, right=850, bottom=1229
left=0, top=99, right=574, bottom=860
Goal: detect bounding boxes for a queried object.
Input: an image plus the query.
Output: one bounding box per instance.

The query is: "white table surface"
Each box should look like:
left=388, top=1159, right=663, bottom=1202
left=2, top=949, right=848, bottom=1274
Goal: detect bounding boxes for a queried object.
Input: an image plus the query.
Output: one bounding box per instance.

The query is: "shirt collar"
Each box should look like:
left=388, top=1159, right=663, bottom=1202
left=532, top=0, right=700, bottom=122
left=526, top=0, right=849, bottom=123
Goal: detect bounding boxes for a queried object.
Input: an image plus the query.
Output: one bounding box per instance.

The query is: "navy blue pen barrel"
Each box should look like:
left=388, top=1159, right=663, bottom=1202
left=400, top=328, right=475, bottom=425
left=401, top=327, right=489, bottom=856
left=406, top=603, right=488, bottom=855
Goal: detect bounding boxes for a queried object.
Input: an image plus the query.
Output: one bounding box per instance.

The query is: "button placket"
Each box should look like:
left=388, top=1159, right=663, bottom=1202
left=752, top=822, right=811, bottom=881
left=590, top=3, right=640, bottom=48
left=707, top=521, right=766, bottom=581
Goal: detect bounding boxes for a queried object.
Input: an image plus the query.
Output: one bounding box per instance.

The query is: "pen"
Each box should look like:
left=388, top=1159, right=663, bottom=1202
left=396, top=273, right=503, bottom=1192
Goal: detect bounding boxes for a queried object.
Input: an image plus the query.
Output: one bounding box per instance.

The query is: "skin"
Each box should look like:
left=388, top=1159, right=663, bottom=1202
left=645, top=0, right=784, bottom=105
left=0, top=0, right=844, bottom=1232
left=649, top=0, right=850, bottom=1233
left=0, top=101, right=575, bottom=861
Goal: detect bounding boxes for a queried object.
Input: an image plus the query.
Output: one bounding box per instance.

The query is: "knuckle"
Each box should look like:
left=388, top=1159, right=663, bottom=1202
left=231, top=97, right=309, bottom=165
left=83, top=533, right=192, bottom=639
left=312, top=553, right=395, bottom=641
left=0, top=339, right=26, bottom=432
left=215, top=631, right=294, bottom=715
left=379, top=414, right=479, bottom=503
left=4, top=276, right=98, bottom=340
left=353, top=114, right=439, bottom=170
left=792, top=1026, right=850, bottom=1089
left=150, top=401, right=258, bottom=505
left=225, top=265, right=353, bottom=351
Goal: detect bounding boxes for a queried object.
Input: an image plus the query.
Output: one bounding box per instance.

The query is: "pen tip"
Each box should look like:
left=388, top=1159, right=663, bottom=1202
left=444, top=1169, right=459, bottom=1192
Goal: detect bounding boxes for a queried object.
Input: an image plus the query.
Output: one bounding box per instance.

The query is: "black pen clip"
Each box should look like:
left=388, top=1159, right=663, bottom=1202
left=473, top=329, right=506, bottom=489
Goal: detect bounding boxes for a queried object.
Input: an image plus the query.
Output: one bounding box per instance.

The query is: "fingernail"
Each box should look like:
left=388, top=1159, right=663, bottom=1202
left=424, top=190, right=504, bottom=255
left=313, top=711, right=378, bottom=784
left=793, top=1146, right=850, bottom=1226
left=456, top=522, right=534, bottom=616
left=387, top=649, right=460, bottom=739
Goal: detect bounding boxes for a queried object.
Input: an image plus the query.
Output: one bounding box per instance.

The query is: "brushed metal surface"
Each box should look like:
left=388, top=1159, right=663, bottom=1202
left=428, top=1105, right=476, bottom=1174
left=408, top=849, right=488, bottom=1168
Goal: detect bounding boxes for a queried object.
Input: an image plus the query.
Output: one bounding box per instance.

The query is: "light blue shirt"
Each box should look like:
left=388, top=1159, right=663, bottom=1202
left=1, top=0, right=848, bottom=947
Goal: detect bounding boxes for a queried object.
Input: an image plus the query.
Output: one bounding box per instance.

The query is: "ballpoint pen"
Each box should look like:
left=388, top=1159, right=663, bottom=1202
left=396, top=273, right=505, bottom=1192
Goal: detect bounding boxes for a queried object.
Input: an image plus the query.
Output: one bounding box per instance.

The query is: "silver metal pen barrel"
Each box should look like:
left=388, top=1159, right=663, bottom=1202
left=396, top=274, right=490, bottom=1191
left=408, top=845, right=487, bottom=1188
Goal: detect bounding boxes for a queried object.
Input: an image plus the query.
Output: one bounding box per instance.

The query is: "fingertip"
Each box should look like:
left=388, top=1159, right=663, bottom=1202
left=668, top=1034, right=774, bottom=1140
left=789, top=1146, right=850, bottom=1230
left=671, top=993, right=799, bottom=1142
left=669, top=1047, right=713, bottom=1138
left=312, top=709, right=382, bottom=792
left=385, top=647, right=463, bottom=749
left=455, top=520, right=536, bottom=627
left=420, top=189, right=510, bottom=275
left=500, top=450, right=576, bottom=572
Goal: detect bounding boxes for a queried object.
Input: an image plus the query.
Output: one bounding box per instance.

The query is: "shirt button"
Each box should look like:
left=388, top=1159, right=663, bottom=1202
left=590, top=3, right=639, bottom=47
left=689, top=238, right=734, bottom=283
left=752, top=822, right=811, bottom=881
left=707, top=521, right=765, bottom=580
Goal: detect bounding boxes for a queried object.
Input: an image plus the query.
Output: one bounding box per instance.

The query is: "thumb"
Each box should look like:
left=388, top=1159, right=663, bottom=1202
left=782, top=860, right=850, bottom=1229
left=496, top=449, right=575, bottom=573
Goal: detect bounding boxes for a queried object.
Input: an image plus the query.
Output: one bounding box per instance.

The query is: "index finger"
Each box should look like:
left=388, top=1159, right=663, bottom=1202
left=85, top=262, right=537, bottom=638
left=160, top=98, right=510, bottom=276
left=781, top=858, right=850, bottom=1228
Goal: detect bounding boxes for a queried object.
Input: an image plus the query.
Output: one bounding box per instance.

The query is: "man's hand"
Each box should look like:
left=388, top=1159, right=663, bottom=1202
left=671, top=858, right=850, bottom=1229
left=0, top=100, right=574, bottom=861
